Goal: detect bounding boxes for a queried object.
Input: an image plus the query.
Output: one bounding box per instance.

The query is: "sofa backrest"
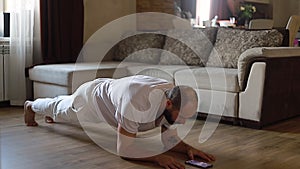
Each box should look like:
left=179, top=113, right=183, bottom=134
left=206, top=28, right=284, bottom=68
left=110, top=28, right=218, bottom=66
left=113, top=32, right=165, bottom=64
left=159, top=28, right=218, bottom=66
left=107, top=27, right=286, bottom=68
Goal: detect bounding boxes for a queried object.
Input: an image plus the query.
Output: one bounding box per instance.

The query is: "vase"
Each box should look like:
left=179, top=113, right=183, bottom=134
left=244, top=18, right=250, bottom=29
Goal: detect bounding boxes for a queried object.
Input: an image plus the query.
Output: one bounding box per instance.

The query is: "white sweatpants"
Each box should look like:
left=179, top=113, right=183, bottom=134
left=31, top=80, right=102, bottom=124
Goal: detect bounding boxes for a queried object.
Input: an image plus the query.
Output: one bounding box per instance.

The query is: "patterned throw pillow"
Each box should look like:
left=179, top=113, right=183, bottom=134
left=206, top=28, right=283, bottom=68
left=159, top=28, right=218, bottom=66
left=114, top=33, right=165, bottom=64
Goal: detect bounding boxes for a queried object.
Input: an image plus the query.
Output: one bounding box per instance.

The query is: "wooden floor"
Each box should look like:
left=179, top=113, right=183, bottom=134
left=1, top=107, right=300, bottom=169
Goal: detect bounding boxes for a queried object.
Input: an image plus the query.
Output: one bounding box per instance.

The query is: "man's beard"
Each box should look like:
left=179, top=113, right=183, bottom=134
left=163, top=109, right=175, bottom=125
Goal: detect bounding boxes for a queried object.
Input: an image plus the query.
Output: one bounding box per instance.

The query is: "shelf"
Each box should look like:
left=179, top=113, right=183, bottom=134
left=244, top=0, right=270, bottom=4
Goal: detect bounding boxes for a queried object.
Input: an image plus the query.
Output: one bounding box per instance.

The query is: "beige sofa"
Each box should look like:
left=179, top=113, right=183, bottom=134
left=29, top=27, right=300, bottom=128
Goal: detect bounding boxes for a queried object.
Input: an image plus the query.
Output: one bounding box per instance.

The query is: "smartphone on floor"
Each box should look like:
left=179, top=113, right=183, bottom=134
left=185, top=160, right=213, bottom=168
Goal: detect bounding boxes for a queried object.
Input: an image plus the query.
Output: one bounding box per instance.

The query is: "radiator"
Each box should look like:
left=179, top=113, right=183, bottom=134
left=0, top=37, right=9, bottom=101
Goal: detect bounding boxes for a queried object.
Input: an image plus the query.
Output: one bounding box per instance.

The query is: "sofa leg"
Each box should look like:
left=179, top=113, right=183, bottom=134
left=197, top=112, right=239, bottom=126
left=239, top=119, right=262, bottom=129
left=232, top=119, right=239, bottom=126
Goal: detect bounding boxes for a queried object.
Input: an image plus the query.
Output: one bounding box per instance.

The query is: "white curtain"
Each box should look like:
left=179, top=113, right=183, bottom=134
left=0, top=0, right=3, bottom=12
left=7, top=0, right=34, bottom=105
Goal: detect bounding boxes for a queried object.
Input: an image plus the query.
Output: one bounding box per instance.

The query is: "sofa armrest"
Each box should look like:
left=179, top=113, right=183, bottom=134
left=238, top=47, right=300, bottom=90
left=239, top=47, right=300, bottom=127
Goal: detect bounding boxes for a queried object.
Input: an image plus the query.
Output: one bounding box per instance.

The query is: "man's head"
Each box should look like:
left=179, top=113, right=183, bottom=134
left=163, top=86, right=198, bottom=125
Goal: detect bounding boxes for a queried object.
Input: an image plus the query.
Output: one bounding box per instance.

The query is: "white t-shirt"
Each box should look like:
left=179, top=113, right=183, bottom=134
left=93, top=75, right=173, bottom=133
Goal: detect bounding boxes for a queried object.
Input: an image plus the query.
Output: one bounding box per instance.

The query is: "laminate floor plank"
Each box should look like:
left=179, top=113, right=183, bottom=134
left=1, top=107, right=300, bottom=169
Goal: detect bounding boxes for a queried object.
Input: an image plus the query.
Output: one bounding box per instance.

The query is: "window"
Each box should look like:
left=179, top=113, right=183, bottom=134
left=0, top=12, right=10, bottom=37
left=0, top=0, right=4, bottom=37
left=196, top=0, right=211, bottom=26
left=0, top=0, right=9, bottom=37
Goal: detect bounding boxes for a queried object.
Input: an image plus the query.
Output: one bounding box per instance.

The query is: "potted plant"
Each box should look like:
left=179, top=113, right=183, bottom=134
left=238, top=3, right=256, bottom=27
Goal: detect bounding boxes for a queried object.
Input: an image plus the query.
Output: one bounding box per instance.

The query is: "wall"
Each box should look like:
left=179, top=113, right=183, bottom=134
left=82, top=0, right=300, bottom=41
left=245, top=0, right=270, bottom=4
left=34, top=0, right=300, bottom=62
left=181, top=0, right=196, bottom=17
left=136, top=0, right=174, bottom=14
left=136, top=0, right=176, bottom=31
left=271, top=0, right=300, bottom=27
left=83, top=0, right=136, bottom=43
left=227, top=0, right=299, bottom=27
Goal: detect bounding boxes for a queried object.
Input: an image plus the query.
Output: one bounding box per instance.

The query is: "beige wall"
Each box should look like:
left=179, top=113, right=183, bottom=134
left=83, top=0, right=136, bottom=43
left=271, top=0, right=300, bottom=27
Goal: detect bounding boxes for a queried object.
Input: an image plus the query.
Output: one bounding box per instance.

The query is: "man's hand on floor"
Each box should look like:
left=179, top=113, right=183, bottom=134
left=155, top=154, right=185, bottom=169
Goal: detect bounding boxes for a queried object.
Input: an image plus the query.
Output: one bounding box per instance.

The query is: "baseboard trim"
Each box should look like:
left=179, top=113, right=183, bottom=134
left=0, top=100, right=10, bottom=107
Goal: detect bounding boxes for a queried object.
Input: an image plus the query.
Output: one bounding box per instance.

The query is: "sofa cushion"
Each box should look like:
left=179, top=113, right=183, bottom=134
left=29, top=62, right=123, bottom=87
left=29, top=61, right=149, bottom=87
left=174, top=67, right=239, bottom=92
left=206, top=28, right=283, bottom=68
left=126, top=65, right=195, bottom=83
left=194, top=88, right=238, bottom=117
left=32, top=82, right=70, bottom=98
left=114, top=33, right=165, bottom=64
left=159, top=28, right=218, bottom=66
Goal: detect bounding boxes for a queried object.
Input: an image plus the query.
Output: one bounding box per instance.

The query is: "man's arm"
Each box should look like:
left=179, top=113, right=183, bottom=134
left=117, top=123, right=185, bottom=169
left=161, top=125, right=215, bottom=162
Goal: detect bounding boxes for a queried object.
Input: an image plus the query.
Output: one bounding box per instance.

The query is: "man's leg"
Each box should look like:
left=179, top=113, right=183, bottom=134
left=24, top=96, right=76, bottom=127
left=24, top=101, right=38, bottom=126
left=24, top=80, right=101, bottom=127
left=24, top=97, right=75, bottom=126
left=45, top=116, right=55, bottom=123
left=24, top=101, right=54, bottom=126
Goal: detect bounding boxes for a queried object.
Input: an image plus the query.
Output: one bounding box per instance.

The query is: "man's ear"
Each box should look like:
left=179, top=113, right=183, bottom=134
left=166, top=99, right=173, bottom=109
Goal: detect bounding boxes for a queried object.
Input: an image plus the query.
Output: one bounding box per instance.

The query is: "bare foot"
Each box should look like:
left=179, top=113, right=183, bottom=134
left=45, top=116, right=55, bottom=123
left=24, top=101, right=38, bottom=126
